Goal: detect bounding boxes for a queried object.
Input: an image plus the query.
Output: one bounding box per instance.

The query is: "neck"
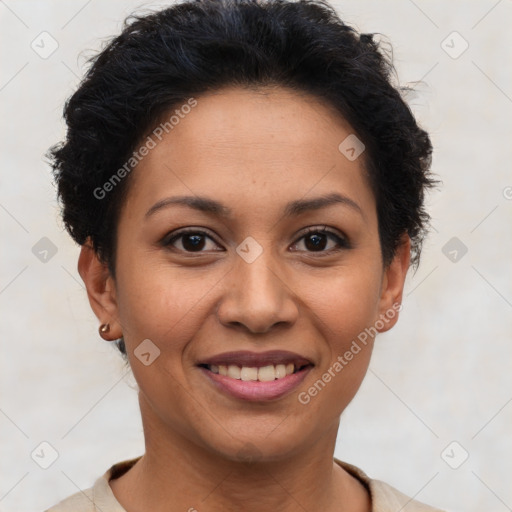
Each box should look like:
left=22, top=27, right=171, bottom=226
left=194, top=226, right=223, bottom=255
left=109, top=395, right=370, bottom=512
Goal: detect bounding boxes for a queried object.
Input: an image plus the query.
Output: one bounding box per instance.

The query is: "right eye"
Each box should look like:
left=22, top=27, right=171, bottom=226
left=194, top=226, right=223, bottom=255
left=161, top=228, right=225, bottom=253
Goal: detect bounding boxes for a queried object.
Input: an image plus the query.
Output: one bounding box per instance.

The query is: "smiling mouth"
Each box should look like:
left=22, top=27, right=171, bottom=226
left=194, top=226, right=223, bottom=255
left=197, top=350, right=314, bottom=401
left=197, top=350, right=314, bottom=383
left=198, top=362, right=312, bottom=382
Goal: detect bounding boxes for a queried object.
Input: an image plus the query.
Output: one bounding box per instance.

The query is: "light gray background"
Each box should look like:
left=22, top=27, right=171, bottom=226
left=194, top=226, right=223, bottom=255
left=1, top=1, right=511, bottom=511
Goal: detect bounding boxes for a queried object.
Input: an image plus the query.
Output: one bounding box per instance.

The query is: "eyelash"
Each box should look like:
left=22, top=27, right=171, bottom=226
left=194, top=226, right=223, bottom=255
left=161, top=226, right=350, bottom=255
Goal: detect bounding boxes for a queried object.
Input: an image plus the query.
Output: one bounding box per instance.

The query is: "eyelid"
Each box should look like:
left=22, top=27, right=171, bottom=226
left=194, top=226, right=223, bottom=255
left=298, top=225, right=344, bottom=239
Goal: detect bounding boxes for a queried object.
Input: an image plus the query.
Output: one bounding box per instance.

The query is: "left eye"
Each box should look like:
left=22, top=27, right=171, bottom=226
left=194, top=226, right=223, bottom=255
left=290, top=227, right=349, bottom=253
left=162, top=227, right=348, bottom=254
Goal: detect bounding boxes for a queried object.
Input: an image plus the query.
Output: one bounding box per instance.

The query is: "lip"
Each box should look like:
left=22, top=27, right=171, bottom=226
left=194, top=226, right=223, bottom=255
left=199, top=365, right=312, bottom=401
left=197, top=350, right=312, bottom=368
left=197, top=350, right=314, bottom=402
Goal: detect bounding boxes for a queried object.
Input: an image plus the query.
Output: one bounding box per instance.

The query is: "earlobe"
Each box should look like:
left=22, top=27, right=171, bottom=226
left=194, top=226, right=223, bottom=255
left=376, top=233, right=411, bottom=333
left=77, top=238, right=122, bottom=340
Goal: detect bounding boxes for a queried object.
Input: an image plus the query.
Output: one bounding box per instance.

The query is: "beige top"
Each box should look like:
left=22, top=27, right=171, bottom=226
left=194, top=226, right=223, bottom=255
left=45, top=456, right=445, bottom=512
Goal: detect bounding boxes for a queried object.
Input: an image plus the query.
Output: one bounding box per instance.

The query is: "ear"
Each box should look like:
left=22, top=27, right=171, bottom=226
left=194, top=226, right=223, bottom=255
left=77, top=237, right=122, bottom=340
left=375, top=233, right=411, bottom=333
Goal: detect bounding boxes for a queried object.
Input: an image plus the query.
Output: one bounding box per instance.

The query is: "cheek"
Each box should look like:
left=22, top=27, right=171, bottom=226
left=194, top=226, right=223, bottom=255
left=297, top=277, right=378, bottom=421
left=301, top=264, right=383, bottom=344
left=114, top=254, right=215, bottom=346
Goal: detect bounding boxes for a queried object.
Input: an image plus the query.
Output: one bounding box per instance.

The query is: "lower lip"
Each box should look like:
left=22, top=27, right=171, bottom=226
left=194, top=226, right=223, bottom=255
left=199, top=366, right=312, bottom=402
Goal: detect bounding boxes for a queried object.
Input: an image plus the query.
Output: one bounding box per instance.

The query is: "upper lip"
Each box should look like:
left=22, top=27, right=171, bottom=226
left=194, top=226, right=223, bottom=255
left=198, top=350, right=313, bottom=368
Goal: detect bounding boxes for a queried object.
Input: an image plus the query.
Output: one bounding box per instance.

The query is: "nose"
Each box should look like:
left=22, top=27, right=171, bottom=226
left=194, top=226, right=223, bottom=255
left=216, top=247, right=299, bottom=334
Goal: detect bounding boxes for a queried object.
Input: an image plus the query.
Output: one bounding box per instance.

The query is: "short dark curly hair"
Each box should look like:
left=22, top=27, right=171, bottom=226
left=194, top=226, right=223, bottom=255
left=46, top=0, right=436, bottom=355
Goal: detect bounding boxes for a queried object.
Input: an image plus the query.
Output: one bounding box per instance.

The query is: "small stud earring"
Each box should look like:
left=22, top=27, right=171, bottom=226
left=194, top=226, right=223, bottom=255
left=99, top=323, right=111, bottom=339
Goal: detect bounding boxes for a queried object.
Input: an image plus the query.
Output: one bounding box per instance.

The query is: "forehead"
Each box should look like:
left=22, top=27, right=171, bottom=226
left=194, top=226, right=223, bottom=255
left=122, top=85, right=375, bottom=222
left=154, top=85, right=357, bottom=161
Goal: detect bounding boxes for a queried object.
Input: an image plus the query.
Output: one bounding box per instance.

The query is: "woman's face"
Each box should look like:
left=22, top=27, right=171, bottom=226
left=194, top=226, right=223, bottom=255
left=81, top=85, right=409, bottom=461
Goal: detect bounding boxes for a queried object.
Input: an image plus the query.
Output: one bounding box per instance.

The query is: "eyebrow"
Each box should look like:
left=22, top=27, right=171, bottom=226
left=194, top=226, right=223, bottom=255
left=144, top=192, right=363, bottom=220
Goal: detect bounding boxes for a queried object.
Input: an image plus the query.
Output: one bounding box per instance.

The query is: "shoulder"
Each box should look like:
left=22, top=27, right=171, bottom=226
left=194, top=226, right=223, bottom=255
left=335, top=458, right=447, bottom=512
left=44, top=486, right=95, bottom=512
left=368, top=478, right=446, bottom=512
left=44, top=457, right=141, bottom=512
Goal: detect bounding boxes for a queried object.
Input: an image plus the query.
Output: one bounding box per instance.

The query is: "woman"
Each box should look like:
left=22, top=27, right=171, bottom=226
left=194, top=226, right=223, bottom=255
left=45, top=0, right=443, bottom=510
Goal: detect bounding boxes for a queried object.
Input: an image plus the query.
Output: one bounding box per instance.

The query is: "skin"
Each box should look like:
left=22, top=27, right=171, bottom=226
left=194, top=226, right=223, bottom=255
left=78, top=85, right=410, bottom=512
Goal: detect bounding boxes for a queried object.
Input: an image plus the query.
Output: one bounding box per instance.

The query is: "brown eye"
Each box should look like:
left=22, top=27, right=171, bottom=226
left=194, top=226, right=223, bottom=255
left=162, top=229, right=223, bottom=253
left=291, top=227, right=349, bottom=254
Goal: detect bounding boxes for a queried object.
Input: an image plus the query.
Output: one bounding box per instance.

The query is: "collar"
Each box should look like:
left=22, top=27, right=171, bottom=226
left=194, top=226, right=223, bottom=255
left=87, top=456, right=442, bottom=512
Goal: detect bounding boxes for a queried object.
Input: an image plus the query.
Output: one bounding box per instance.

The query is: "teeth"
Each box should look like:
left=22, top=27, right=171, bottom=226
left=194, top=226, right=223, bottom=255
left=275, top=364, right=287, bottom=379
left=258, top=365, right=275, bottom=381
left=241, top=366, right=258, bottom=381
left=227, top=365, right=241, bottom=379
left=208, top=363, right=302, bottom=381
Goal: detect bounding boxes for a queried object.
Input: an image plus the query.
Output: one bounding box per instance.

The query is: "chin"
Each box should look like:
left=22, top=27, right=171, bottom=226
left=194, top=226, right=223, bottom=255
left=195, top=420, right=314, bottom=465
